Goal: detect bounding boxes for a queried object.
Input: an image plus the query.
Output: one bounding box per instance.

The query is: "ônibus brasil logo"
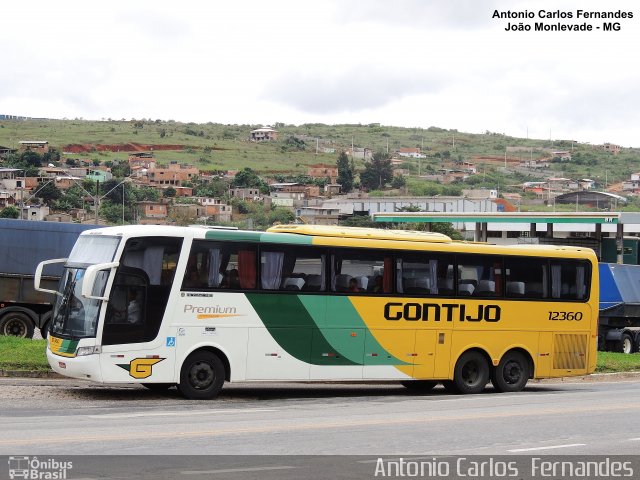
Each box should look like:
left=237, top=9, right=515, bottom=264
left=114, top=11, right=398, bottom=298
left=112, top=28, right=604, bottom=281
left=8, top=456, right=72, bottom=479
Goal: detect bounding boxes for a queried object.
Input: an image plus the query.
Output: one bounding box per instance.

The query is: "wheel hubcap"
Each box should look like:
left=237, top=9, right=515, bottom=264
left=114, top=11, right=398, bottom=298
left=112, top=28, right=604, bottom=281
left=623, top=339, right=632, bottom=354
left=462, top=362, right=479, bottom=385
left=503, top=361, right=522, bottom=384
left=4, top=320, right=26, bottom=337
left=189, top=361, right=214, bottom=390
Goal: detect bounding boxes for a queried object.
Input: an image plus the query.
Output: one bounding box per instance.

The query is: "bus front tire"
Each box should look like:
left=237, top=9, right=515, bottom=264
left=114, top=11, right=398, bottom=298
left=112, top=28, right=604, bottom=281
left=0, top=312, right=35, bottom=339
left=178, top=351, right=225, bottom=400
left=450, top=351, right=489, bottom=395
left=491, top=351, right=529, bottom=393
left=400, top=380, right=437, bottom=393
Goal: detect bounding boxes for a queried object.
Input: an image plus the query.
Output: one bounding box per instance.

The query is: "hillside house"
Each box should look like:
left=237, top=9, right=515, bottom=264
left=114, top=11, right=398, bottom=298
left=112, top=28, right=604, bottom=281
left=307, top=164, right=338, bottom=183
left=19, top=141, right=49, bottom=154
left=250, top=127, right=278, bottom=142
left=602, top=143, right=621, bottom=155
left=128, top=152, right=157, bottom=170
left=230, top=187, right=260, bottom=199
left=0, top=145, right=16, bottom=158
left=397, top=148, right=426, bottom=158
left=136, top=200, right=168, bottom=219
left=147, top=162, right=198, bottom=186
left=348, top=147, right=372, bottom=160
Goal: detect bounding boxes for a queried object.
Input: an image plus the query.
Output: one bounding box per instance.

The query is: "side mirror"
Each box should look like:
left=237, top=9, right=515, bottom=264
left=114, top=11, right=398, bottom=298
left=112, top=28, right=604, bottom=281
left=81, top=262, right=120, bottom=300
left=34, top=258, right=68, bottom=295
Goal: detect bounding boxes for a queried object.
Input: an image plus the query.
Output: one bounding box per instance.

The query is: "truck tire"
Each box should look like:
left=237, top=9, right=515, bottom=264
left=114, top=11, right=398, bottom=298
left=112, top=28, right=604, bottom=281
left=40, top=320, right=51, bottom=340
left=618, top=333, right=634, bottom=354
left=0, top=312, right=35, bottom=339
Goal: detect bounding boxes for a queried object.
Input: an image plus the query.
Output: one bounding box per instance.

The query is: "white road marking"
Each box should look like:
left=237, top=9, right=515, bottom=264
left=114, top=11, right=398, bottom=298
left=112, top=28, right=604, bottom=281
left=628, top=438, right=640, bottom=441
left=87, top=408, right=275, bottom=419
left=508, top=443, right=586, bottom=452
left=181, top=466, right=296, bottom=474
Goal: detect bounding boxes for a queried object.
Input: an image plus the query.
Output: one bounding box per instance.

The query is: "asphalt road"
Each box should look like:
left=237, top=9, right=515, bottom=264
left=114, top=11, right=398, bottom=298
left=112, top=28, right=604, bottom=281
left=1, top=376, right=640, bottom=458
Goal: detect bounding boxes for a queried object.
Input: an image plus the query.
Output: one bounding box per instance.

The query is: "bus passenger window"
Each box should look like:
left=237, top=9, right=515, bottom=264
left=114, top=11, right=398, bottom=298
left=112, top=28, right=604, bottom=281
left=261, top=247, right=325, bottom=292
left=331, top=250, right=392, bottom=294
left=396, top=252, right=454, bottom=296
left=504, top=257, right=547, bottom=299
left=456, top=255, right=502, bottom=298
left=550, top=260, right=589, bottom=300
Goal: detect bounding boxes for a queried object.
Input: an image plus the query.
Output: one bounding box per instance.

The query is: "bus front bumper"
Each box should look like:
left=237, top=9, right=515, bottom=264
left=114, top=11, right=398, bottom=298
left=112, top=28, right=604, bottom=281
left=47, top=347, right=103, bottom=382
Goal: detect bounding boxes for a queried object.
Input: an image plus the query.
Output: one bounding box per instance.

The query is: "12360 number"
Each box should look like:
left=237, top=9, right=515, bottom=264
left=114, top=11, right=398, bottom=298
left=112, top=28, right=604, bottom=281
left=548, top=311, right=582, bottom=321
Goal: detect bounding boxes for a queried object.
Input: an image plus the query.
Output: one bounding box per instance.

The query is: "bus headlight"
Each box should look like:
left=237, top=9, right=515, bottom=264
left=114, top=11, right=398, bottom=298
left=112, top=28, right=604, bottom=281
left=76, top=346, right=102, bottom=356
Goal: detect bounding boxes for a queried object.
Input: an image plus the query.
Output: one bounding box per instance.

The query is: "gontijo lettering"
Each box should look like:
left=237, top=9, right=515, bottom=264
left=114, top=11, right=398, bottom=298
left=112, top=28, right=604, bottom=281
left=384, top=302, right=501, bottom=322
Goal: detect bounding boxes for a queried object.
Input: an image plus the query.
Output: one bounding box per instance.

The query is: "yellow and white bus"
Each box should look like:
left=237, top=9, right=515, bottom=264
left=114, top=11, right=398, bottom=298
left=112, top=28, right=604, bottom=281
left=35, top=224, right=598, bottom=399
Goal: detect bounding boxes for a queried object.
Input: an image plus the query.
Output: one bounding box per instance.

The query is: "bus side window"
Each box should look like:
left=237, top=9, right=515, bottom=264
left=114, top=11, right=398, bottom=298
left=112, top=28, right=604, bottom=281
left=457, top=255, right=502, bottom=298
left=331, top=250, right=391, bottom=294
left=260, top=247, right=325, bottom=292
left=550, top=260, right=589, bottom=300
left=504, top=257, right=547, bottom=299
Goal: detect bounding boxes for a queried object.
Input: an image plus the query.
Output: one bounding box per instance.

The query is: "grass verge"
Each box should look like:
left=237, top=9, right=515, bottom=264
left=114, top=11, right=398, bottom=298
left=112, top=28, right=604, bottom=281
left=595, top=351, right=640, bottom=373
left=1, top=336, right=640, bottom=375
left=0, top=337, right=49, bottom=372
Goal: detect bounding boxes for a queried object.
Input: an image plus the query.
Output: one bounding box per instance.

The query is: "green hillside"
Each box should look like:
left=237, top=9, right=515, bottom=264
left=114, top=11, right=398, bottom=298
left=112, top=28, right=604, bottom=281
left=1, top=118, right=639, bottom=195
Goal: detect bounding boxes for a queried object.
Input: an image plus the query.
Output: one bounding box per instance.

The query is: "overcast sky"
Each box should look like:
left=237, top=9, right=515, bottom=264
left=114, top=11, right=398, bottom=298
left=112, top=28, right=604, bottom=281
left=2, top=0, right=639, bottom=146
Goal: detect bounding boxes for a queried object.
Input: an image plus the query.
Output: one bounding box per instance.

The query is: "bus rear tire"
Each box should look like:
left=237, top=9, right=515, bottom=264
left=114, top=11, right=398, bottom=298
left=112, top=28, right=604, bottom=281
left=400, top=380, right=437, bottom=393
left=178, top=351, right=225, bottom=400
left=491, top=351, right=529, bottom=393
left=451, top=351, right=489, bottom=395
left=0, top=312, right=35, bottom=339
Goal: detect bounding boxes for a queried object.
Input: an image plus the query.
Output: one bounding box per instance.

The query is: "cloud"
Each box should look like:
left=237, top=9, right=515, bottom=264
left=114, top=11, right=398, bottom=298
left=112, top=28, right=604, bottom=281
left=264, top=67, right=446, bottom=114
left=336, top=0, right=506, bottom=29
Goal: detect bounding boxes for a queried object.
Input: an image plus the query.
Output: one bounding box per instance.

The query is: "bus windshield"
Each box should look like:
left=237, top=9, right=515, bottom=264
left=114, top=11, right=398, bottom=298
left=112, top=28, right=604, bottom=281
left=51, top=268, right=108, bottom=338
left=50, top=236, right=120, bottom=338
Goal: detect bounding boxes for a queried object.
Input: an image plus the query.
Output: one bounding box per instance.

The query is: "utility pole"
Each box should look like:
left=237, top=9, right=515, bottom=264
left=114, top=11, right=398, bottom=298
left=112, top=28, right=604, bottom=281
left=95, top=180, right=100, bottom=224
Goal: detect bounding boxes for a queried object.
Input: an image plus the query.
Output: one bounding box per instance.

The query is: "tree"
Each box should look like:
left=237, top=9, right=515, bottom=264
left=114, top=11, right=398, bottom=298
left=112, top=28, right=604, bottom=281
left=34, top=181, right=62, bottom=204
left=163, top=186, right=177, bottom=197
left=20, top=151, right=42, bottom=168
left=336, top=151, right=354, bottom=192
left=0, top=206, right=19, bottom=219
left=232, top=168, right=268, bottom=193
left=360, top=151, right=393, bottom=191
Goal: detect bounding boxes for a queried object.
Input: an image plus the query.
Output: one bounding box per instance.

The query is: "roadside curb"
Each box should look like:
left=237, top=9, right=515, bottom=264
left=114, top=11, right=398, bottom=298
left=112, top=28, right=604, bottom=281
left=0, top=370, right=64, bottom=379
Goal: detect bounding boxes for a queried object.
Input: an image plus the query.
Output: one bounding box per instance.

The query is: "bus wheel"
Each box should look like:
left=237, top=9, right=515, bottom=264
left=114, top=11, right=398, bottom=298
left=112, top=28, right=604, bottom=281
left=451, top=351, right=489, bottom=394
left=400, top=380, right=437, bottom=393
left=491, top=351, right=529, bottom=393
left=178, top=351, right=225, bottom=400
left=0, top=312, right=35, bottom=339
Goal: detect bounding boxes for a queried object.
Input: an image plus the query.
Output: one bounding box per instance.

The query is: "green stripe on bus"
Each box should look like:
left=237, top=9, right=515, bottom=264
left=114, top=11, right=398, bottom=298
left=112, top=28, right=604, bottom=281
left=322, top=296, right=409, bottom=366
left=246, top=293, right=359, bottom=366
left=259, top=232, right=313, bottom=245
left=60, top=339, right=78, bottom=353
left=204, top=231, right=263, bottom=242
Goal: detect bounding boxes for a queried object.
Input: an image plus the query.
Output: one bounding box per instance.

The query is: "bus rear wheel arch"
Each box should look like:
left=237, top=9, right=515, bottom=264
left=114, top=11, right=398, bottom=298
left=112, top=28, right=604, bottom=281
left=178, top=350, right=227, bottom=400
left=491, top=350, right=531, bottom=393
left=449, top=350, right=490, bottom=395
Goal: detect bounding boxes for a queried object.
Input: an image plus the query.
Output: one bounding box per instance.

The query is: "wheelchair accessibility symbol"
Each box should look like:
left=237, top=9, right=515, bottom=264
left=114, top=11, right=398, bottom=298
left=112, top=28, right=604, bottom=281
left=166, top=337, right=176, bottom=347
